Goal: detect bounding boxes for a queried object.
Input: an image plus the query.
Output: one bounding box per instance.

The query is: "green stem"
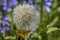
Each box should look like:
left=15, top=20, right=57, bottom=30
left=40, top=32, right=48, bottom=40
left=3, top=27, right=6, bottom=40
left=9, top=12, right=15, bottom=36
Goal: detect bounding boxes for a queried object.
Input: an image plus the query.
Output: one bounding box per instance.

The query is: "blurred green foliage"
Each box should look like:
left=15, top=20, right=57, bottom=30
left=0, top=0, right=60, bottom=40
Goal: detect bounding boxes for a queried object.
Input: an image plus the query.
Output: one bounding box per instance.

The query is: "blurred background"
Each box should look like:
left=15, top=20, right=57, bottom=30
left=0, top=0, right=60, bottom=40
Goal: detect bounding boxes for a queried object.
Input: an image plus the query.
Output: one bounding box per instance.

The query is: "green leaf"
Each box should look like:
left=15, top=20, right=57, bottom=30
left=47, top=16, right=59, bottom=28
left=47, top=27, right=58, bottom=33
left=51, top=0, right=58, bottom=10
left=5, top=36, right=16, bottom=40
left=28, top=33, right=42, bottom=40
left=40, top=6, right=49, bottom=28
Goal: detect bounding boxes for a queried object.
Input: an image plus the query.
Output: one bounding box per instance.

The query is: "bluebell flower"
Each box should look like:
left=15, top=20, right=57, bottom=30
left=1, top=20, right=10, bottom=27
left=45, top=6, right=51, bottom=13
left=6, top=7, right=12, bottom=12
left=2, top=6, right=7, bottom=11
left=28, top=0, right=33, bottom=5
left=23, top=0, right=33, bottom=5
left=5, top=26, right=9, bottom=31
left=0, top=29, right=4, bottom=34
left=2, top=0, right=7, bottom=6
left=3, top=16, right=9, bottom=21
left=0, top=26, right=9, bottom=34
left=44, top=0, right=52, bottom=7
left=9, top=0, right=18, bottom=7
left=2, top=16, right=10, bottom=26
left=44, top=0, right=52, bottom=2
left=0, top=16, right=10, bottom=34
left=5, top=21, right=10, bottom=27
left=1, top=21, right=5, bottom=27
left=2, top=0, right=18, bottom=12
left=0, top=22, right=10, bottom=34
left=43, top=0, right=52, bottom=13
left=3, top=6, right=12, bottom=12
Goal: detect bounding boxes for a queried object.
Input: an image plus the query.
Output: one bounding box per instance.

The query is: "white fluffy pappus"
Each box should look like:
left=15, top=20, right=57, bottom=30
left=12, top=4, right=40, bottom=32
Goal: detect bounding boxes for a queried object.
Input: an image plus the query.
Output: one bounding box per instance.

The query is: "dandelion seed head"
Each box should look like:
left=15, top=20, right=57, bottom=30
left=13, top=4, right=40, bottom=32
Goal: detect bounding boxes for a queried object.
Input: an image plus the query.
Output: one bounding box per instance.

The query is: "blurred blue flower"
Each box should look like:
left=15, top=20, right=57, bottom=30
left=0, top=27, right=9, bottom=34
left=5, top=21, right=10, bottom=27
left=2, top=16, right=10, bottom=27
left=3, top=6, right=12, bottom=12
left=0, top=16, right=10, bottom=34
left=9, top=0, right=18, bottom=7
left=2, top=0, right=18, bottom=12
left=2, top=0, right=7, bottom=6
left=44, top=0, right=52, bottom=7
left=0, top=29, right=4, bottom=34
left=44, top=6, right=51, bottom=13
left=5, top=27, right=9, bottom=31
left=1, top=21, right=5, bottom=27
left=43, top=0, right=52, bottom=13
left=2, top=6, right=7, bottom=11
left=6, top=7, right=12, bottom=12
left=44, top=0, right=52, bottom=2
left=3, top=16, right=9, bottom=21
left=28, top=0, right=33, bottom=5
left=23, top=0, right=33, bottom=5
